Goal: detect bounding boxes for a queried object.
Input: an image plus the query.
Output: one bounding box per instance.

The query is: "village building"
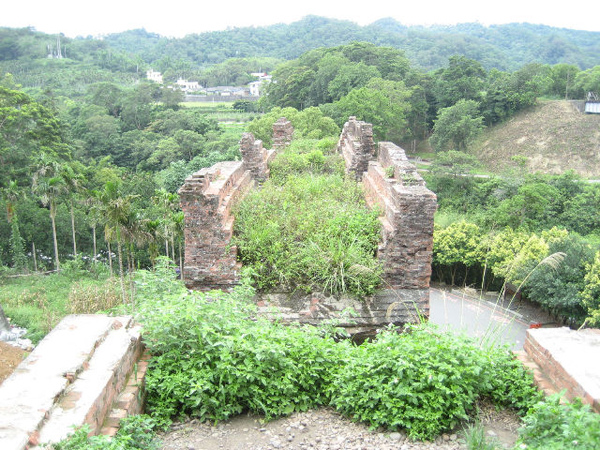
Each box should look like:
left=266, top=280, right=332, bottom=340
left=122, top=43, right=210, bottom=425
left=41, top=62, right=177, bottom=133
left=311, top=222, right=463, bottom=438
left=146, top=69, right=163, bottom=84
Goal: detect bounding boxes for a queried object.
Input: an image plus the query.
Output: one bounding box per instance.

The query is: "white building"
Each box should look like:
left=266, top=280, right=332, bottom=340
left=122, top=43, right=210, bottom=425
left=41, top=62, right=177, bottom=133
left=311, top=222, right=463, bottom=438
left=146, top=69, right=163, bottom=84
left=248, top=73, right=272, bottom=97
left=176, top=78, right=202, bottom=92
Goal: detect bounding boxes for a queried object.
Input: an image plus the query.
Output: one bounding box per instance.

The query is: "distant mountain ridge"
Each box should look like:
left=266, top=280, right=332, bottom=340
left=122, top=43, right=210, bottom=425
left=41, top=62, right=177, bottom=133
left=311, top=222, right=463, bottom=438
left=99, top=16, right=600, bottom=70
left=1, top=16, right=599, bottom=92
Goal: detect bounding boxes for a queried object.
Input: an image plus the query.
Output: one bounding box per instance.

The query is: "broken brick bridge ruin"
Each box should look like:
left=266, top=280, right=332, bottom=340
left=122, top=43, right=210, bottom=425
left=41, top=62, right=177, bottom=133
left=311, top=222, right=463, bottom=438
left=178, top=117, right=438, bottom=333
left=2, top=118, right=599, bottom=450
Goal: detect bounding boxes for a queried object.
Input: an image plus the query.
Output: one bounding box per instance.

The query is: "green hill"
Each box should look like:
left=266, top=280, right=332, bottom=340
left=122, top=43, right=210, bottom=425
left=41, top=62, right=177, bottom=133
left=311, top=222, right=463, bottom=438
left=2, top=17, right=600, bottom=75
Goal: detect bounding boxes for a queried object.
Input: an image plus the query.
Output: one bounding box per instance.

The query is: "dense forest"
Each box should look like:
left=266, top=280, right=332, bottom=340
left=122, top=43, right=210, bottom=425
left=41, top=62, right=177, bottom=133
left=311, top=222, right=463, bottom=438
left=1, top=19, right=600, bottom=335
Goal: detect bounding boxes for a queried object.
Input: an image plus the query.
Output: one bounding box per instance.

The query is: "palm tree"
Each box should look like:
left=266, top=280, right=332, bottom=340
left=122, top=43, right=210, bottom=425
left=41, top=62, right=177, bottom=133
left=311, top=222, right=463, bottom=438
left=98, top=181, right=151, bottom=303
left=59, top=163, right=86, bottom=257
left=2, top=180, right=22, bottom=224
left=32, top=154, right=65, bottom=272
left=84, top=189, right=103, bottom=265
left=152, top=189, right=180, bottom=261
left=172, top=211, right=185, bottom=280
left=99, top=181, right=133, bottom=302
left=1, top=180, right=27, bottom=271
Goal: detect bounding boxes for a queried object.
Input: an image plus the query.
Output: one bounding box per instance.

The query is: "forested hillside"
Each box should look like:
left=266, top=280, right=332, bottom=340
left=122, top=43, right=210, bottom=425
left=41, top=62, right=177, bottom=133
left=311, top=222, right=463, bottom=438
left=2, top=16, right=600, bottom=87
left=1, top=21, right=600, bottom=335
left=101, top=17, right=600, bottom=71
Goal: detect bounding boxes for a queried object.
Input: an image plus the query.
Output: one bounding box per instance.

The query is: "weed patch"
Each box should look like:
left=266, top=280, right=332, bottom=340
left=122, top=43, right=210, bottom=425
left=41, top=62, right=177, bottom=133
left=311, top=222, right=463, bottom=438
left=233, top=172, right=382, bottom=297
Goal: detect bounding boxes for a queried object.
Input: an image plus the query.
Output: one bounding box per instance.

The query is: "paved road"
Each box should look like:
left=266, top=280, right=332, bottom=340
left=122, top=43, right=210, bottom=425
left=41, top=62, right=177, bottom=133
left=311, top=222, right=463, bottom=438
left=429, top=288, right=531, bottom=350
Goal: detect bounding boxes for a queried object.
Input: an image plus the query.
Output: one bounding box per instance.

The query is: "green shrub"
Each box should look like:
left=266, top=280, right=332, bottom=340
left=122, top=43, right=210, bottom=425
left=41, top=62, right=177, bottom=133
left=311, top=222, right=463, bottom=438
left=516, top=393, right=600, bottom=449
left=329, top=324, right=539, bottom=441
left=268, top=138, right=344, bottom=185
left=139, top=289, right=350, bottom=426
left=50, top=415, right=160, bottom=449
left=132, top=277, right=539, bottom=442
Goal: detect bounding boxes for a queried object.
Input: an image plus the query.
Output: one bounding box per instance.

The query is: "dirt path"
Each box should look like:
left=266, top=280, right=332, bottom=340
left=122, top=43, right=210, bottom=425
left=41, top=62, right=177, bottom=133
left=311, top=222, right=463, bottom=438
left=158, top=404, right=520, bottom=450
left=0, top=341, right=26, bottom=384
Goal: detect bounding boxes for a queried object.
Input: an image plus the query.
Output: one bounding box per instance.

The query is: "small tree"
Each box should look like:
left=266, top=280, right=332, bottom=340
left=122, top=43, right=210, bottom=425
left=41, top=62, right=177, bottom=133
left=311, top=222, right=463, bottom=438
left=430, top=99, right=485, bottom=152
left=9, top=217, right=27, bottom=271
left=433, top=220, right=484, bottom=286
left=581, top=251, right=600, bottom=327
left=32, top=154, right=66, bottom=272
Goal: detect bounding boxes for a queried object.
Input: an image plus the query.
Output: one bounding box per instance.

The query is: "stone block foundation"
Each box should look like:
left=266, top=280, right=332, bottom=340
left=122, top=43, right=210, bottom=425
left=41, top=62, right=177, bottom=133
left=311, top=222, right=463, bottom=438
left=0, top=315, right=147, bottom=449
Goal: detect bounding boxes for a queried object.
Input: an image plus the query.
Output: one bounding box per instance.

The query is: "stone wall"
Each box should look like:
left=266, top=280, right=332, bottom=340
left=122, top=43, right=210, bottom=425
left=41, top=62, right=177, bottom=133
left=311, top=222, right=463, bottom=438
left=179, top=130, right=278, bottom=291
left=272, top=117, right=294, bottom=151
left=338, top=117, right=437, bottom=322
left=336, top=117, right=374, bottom=180
left=363, top=142, right=437, bottom=290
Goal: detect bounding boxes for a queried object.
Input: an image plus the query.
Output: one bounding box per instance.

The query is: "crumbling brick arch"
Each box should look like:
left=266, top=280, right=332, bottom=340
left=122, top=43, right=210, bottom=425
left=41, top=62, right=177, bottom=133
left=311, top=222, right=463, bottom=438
left=179, top=116, right=437, bottom=329
left=178, top=118, right=292, bottom=291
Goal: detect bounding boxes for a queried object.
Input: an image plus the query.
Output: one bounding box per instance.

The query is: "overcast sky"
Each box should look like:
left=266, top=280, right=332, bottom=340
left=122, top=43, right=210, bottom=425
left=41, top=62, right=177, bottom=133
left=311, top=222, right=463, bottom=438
left=3, top=0, right=599, bottom=38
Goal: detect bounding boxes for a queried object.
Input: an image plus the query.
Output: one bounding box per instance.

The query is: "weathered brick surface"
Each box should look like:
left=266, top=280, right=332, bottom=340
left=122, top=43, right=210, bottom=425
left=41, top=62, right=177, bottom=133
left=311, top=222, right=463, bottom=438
left=180, top=124, right=282, bottom=291
left=362, top=143, right=436, bottom=319
left=336, top=117, right=374, bottom=180
left=179, top=161, right=253, bottom=290
left=256, top=288, right=429, bottom=331
left=181, top=116, right=435, bottom=327
left=272, top=117, right=294, bottom=150
left=240, top=132, right=270, bottom=182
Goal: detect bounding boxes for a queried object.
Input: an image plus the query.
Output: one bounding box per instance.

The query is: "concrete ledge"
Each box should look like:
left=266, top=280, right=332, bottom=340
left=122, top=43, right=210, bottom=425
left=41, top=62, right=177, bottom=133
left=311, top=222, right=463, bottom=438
left=0, top=315, right=146, bottom=449
left=523, top=327, right=600, bottom=412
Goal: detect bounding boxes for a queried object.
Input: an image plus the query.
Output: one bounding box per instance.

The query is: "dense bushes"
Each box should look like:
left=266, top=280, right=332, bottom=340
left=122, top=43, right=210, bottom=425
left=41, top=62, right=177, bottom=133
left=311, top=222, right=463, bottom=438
left=429, top=168, right=600, bottom=326
left=516, top=394, right=600, bottom=449
left=51, top=266, right=600, bottom=449
left=141, top=290, right=351, bottom=425
left=330, top=325, right=539, bottom=440
left=135, top=282, right=540, bottom=441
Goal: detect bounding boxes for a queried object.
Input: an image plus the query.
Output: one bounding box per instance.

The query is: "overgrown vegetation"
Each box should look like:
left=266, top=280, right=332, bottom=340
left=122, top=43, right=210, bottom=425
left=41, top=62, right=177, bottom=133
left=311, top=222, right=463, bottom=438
left=329, top=325, right=539, bottom=440
left=232, top=138, right=382, bottom=297
left=516, top=393, right=600, bottom=449
left=51, top=415, right=160, bottom=449
left=20, top=261, right=600, bottom=450
left=128, top=267, right=537, bottom=441
left=2, top=20, right=600, bottom=450
left=0, top=261, right=116, bottom=342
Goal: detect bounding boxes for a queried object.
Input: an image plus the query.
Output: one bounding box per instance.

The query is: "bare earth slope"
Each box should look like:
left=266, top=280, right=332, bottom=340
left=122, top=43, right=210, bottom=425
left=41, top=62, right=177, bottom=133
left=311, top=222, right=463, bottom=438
left=475, top=100, right=600, bottom=177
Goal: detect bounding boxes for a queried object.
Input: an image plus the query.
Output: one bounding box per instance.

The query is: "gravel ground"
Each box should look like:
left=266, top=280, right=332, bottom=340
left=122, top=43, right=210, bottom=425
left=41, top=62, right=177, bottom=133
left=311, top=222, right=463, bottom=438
left=158, top=405, right=520, bottom=450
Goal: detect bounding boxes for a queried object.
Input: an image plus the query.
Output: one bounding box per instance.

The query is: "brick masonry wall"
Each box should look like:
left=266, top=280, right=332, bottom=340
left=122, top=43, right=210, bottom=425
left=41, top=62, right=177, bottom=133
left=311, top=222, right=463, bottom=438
left=179, top=161, right=251, bottom=290
left=180, top=116, right=436, bottom=327
left=272, top=117, right=294, bottom=151
left=363, top=143, right=437, bottom=290
left=179, top=130, right=278, bottom=291
left=336, top=117, right=374, bottom=181
left=523, top=328, right=600, bottom=412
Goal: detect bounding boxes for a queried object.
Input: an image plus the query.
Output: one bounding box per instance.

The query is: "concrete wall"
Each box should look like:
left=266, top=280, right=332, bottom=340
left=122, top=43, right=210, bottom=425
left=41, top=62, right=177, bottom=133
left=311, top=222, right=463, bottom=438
left=0, top=315, right=147, bottom=449
left=523, top=327, right=600, bottom=413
